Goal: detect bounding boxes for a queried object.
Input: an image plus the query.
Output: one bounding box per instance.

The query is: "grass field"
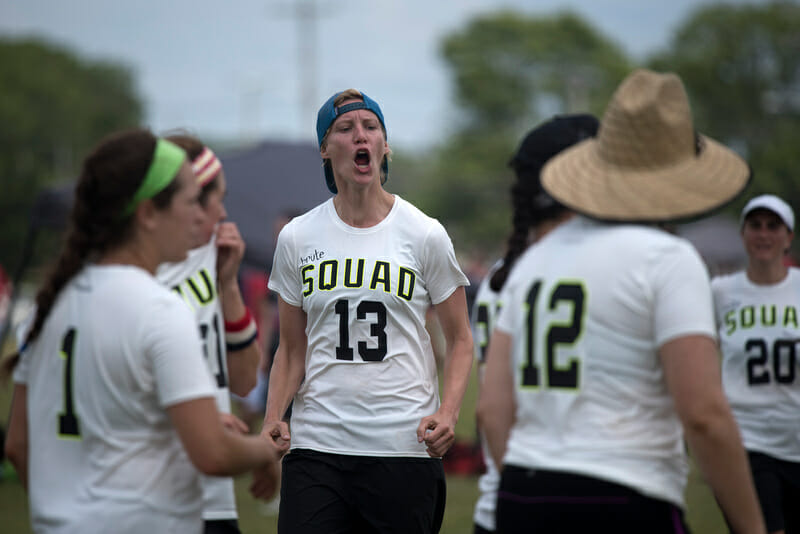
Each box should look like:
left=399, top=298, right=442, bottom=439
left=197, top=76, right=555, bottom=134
left=0, top=359, right=728, bottom=533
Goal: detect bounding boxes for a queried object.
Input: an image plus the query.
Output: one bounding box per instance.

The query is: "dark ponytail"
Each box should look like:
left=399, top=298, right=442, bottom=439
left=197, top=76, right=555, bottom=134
left=489, top=114, right=599, bottom=292
left=490, top=170, right=539, bottom=292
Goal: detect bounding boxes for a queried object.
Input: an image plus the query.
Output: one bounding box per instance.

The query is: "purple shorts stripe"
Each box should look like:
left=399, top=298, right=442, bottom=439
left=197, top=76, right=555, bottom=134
left=672, top=506, right=688, bottom=534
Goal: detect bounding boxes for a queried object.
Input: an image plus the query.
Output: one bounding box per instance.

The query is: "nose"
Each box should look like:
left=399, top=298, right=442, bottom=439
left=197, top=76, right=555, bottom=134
left=353, top=123, right=367, bottom=143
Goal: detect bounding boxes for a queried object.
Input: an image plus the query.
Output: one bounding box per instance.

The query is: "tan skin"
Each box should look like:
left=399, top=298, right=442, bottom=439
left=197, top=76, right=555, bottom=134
left=5, top=162, right=287, bottom=490
left=742, top=210, right=793, bottom=285
left=251, top=98, right=474, bottom=498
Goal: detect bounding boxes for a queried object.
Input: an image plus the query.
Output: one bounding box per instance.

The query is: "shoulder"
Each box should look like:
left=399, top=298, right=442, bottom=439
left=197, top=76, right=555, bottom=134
left=156, top=239, right=216, bottom=284
left=392, top=196, right=439, bottom=225
left=711, top=271, right=744, bottom=292
left=274, top=201, right=328, bottom=242
left=611, top=224, right=704, bottom=267
left=110, top=266, right=186, bottom=308
left=474, top=263, right=502, bottom=304
left=391, top=196, right=449, bottom=242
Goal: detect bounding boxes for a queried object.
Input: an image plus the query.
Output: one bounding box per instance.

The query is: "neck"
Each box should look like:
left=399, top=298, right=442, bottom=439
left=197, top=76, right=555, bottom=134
left=530, top=212, right=574, bottom=244
left=97, top=238, right=158, bottom=275
left=333, top=188, right=394, bottom=228
left=746, top=259, right=788, bottom=285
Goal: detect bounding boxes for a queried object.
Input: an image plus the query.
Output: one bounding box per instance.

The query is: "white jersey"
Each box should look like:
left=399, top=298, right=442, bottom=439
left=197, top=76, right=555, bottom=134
left=711, top=268, right=800, bottom=462
left=471, top=261, right=502, bottom=531
left=14, top=265, right=214, bottom=533
left=157, top=237, right=237, bottom=520
left=495, top=217, right=716, bottom=507
left=268, top=196, right=469, bottom=457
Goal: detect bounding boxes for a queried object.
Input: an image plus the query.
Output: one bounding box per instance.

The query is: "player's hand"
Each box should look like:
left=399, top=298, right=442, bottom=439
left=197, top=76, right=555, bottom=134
left=250, top=450, right=283, bottom=500
left=261, top=420, right=291, bottom=447
left=216, top=222, right=246, bottom=287
left=219, top=412, right=249, bottom=434
left=416, top=409, right=457, bottom=458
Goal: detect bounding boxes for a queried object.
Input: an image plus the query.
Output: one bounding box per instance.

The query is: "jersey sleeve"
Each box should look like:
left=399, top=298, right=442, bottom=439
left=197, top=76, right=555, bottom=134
left=421, top=220, right=469, bottom=305
left=12, top=347, right=30, bottom=384
left=267, top=223, right=302, bottom=307
left=471, top=265, right=502, bottom=365
left=144, top=295, right=215, bottom=408
left=11, top=311, right=35, bottom=384
left=651, top=239, right=717, bottom=347
left=494, top=274, right=519, bottom=336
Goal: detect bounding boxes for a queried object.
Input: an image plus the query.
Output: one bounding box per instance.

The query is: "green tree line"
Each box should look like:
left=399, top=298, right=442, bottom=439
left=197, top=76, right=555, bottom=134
left=394, top=0, right=800, bottom=260
left=0, top=38, right=142, bottom=277
left=2, top=1, right=799, bottom=279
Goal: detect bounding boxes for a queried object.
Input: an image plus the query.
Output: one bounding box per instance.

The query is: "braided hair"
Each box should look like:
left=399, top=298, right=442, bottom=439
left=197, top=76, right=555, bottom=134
left=490, top=114, right=599, bottom=292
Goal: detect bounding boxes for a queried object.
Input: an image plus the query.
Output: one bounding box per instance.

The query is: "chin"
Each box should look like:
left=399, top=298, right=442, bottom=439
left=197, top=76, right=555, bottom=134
left=168, top=250, right=190, bottom=264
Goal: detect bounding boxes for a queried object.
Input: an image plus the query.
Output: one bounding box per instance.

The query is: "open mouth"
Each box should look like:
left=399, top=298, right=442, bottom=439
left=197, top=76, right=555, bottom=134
left=354, top=149, right=371, bottom=169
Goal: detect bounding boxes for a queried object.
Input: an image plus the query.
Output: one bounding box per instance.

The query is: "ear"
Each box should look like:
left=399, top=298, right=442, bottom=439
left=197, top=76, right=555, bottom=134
left=320, top=144, right=329, bottom=159
left=134, top=199, right=160, bottom=232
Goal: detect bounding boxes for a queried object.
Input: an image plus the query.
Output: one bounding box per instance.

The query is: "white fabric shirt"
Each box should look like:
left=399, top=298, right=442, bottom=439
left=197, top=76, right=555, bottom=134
left=157, top=237, right=237, bottom=520
left=268, top=196, right=468, bottom=457
left=471, top=261, right=503, bottom=531
left=495, top=217, right=716, bottom=507
left=712, top=268, right=800, bottom=462
left=14, top=265, right=215, bottom=534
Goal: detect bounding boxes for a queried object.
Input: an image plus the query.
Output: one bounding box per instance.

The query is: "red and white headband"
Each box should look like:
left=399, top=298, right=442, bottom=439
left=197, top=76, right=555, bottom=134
left=192, top=147, right=222, bottom=186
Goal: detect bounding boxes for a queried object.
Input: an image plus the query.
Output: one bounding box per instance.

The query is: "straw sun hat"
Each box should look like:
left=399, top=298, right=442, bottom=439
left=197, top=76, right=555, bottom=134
left=541, top=69, right=751, bottom=222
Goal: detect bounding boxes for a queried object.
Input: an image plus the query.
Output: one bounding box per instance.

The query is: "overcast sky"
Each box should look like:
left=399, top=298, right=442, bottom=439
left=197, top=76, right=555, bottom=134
left=1, top=0, right=761, bottom=149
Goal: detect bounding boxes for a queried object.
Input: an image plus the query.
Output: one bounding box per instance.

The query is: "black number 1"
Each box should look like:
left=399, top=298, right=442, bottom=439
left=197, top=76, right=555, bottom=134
left=199, top=313, right=227, bottom=388
left=59, top=328, right=80, bottom=438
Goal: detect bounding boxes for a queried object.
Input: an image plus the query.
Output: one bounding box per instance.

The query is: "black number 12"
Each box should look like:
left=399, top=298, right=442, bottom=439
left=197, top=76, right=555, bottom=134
left=522, top=281, right=585, bottom=389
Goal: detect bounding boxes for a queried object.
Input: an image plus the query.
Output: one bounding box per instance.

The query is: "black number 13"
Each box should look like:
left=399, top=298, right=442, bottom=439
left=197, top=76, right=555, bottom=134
left=334, top=299, right=388, bottom=362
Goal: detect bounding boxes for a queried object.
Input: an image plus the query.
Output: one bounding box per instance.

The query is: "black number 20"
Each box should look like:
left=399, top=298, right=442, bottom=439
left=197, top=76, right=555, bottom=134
left=522, top=281, right=585, bottom=389
left=334, top=299, right=388, bottom=362
left=746, top=338, right=796, bottom=385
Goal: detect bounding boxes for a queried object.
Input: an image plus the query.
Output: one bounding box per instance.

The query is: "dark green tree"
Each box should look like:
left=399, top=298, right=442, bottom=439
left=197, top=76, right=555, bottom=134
left=0, top=38, right=143, bottom=277
left=402, top=11, right=631, bottom=255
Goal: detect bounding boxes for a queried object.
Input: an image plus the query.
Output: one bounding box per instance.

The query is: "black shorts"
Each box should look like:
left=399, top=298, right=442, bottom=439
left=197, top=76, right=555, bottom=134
left=203, top=519, right=241, bottom=534
left=748, top=451, right=800, bottom=533
left=496, top=465, right=689, bottom=534
left=278, top=448, right=446, bottom=534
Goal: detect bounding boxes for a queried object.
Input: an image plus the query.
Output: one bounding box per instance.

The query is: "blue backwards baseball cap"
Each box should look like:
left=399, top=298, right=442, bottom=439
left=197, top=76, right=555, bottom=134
left=316, top=90, right=388, bottom=194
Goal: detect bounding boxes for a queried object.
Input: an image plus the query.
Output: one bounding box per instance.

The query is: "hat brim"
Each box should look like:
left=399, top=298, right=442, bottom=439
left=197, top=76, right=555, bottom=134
left=540, top=135, right=752, bottom=223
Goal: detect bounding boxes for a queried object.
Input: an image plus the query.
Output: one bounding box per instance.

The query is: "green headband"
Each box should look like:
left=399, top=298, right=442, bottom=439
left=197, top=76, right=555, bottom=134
left=123, top=138, right=186, bottom=216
